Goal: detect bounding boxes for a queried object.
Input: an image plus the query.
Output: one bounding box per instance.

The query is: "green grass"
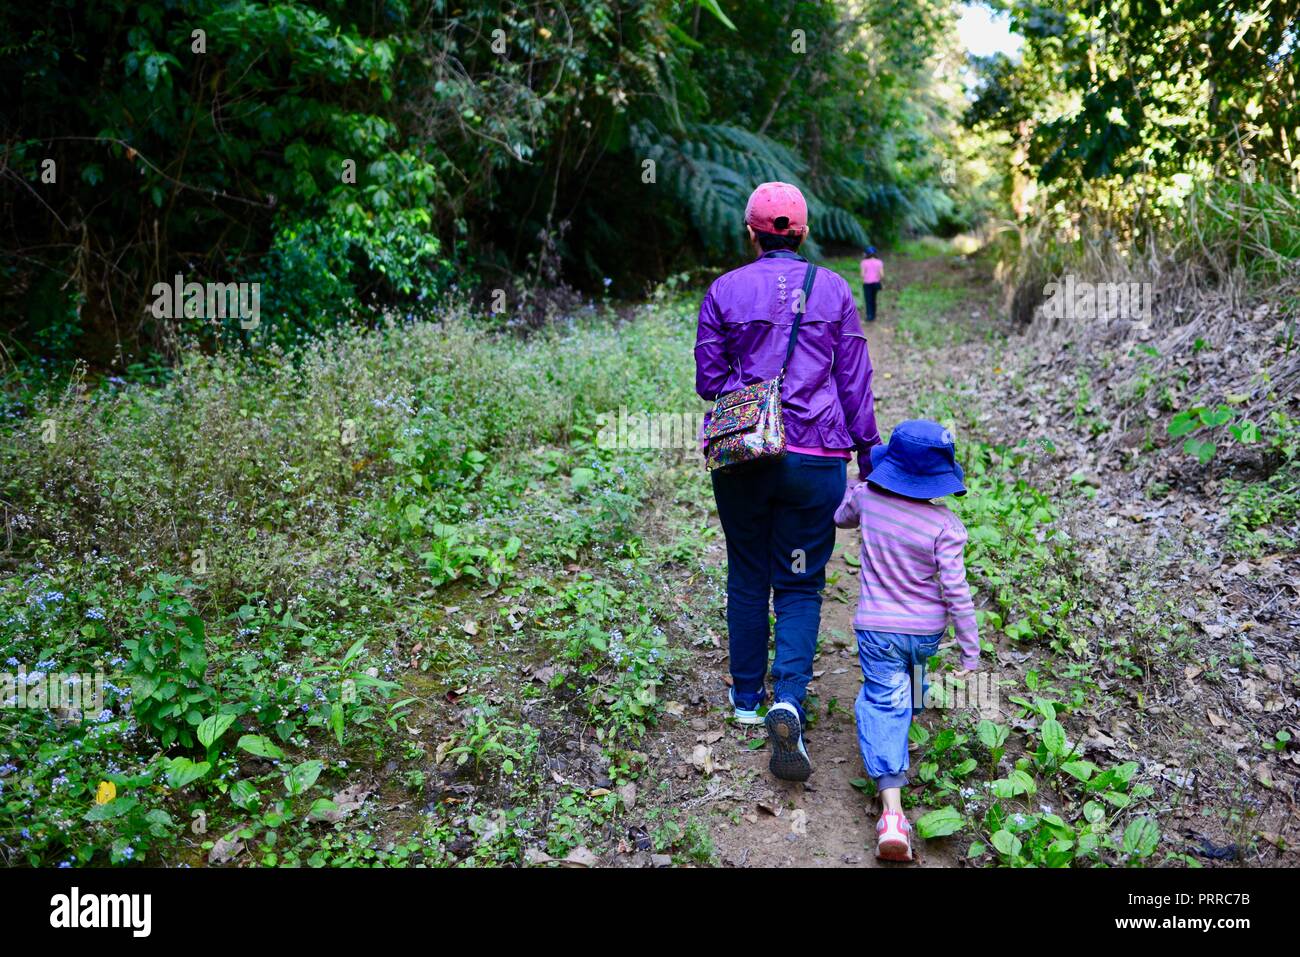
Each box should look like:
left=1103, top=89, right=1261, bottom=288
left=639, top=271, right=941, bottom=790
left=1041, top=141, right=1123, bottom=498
left=0, top=294, right=720, bottom=867
left=1223, top=464, right=1300, bottom=556
left=894, top=236, right=959, bottom=260
left=892, top=282, right=976, bottom=348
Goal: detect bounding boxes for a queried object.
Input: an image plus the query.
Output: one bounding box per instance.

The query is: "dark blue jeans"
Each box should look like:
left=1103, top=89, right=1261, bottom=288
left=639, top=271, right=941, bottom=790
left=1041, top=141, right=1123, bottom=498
left=711, top=452, right=846, bottom=720
left=863, top=282, right=880, bottom=323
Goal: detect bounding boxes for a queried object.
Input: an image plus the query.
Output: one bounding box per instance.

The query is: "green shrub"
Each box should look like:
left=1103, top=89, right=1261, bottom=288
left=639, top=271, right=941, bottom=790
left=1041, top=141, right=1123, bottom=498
left=121, top=575, right=216, bottom=749
left=1223, top=465, right=1300, bottom=556
left=0, top=297, right=702, bottom=864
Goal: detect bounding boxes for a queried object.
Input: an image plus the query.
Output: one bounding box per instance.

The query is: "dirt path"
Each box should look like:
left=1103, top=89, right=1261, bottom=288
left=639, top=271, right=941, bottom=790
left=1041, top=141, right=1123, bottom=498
left=662, top=257, right=974, bottom=868
left=703, top=524, right=964, bottom=868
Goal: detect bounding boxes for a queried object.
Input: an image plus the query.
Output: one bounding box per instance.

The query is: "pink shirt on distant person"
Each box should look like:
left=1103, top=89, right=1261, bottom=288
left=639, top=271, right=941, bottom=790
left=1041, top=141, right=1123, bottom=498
left=861, top=258, right=883, bottom=283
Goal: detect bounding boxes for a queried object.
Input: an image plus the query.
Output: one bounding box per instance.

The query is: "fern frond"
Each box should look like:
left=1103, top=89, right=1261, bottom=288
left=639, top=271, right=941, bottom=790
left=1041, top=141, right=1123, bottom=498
left=630, top=120, right=872, bottom=255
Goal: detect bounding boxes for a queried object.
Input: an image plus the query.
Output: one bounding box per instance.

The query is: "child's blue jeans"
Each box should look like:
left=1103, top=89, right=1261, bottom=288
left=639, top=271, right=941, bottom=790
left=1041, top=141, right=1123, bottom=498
left=855, top=628, right=942, bottom=790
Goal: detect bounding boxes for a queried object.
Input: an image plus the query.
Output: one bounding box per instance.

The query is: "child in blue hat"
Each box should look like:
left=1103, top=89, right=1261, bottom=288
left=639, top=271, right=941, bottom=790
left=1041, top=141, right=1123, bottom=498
left=834, top=419, right=981, bottom=861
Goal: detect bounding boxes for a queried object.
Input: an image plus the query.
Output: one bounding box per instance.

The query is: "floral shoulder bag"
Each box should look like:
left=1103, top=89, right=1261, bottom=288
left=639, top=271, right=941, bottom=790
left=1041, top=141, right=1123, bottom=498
left=702, top=262, right=818, bottom=472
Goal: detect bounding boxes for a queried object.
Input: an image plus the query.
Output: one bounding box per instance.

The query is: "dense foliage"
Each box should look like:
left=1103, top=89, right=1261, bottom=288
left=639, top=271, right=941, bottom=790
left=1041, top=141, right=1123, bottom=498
left=2, top=0, right=448, bottom=360
left=1, top=0, right=993, bottom=364
left=966, top=0, right=1298, bottom=257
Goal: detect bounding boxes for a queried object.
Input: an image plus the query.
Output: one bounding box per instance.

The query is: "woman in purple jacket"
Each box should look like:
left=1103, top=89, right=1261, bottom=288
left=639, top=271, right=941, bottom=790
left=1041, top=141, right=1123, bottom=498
left=695, top=182, right=881, bottom=782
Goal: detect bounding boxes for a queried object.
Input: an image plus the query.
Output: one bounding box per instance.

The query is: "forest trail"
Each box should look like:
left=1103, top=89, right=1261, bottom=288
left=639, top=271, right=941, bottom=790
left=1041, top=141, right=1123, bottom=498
left=634, top=244, right=1298, bottom=870
left=5, top=0, right=1294, bottom=882
left=660, top=253, right=984, bottom=868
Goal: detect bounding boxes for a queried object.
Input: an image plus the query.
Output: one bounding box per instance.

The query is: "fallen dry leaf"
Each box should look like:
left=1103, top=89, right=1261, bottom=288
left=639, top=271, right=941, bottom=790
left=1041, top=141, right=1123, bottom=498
left=311, top=784, right=371, bottom=823
left=531, top=665, right=558, bottom=683
left=618, top=783, right=637, bottom=811
left=690, top=744, right=714, bottom=775
left=1254, top=764, right=1275, bottom=789
left=208, top=832, right=245, bottom=865
left=524, top=848, right=554, bottom=866
left=561, top=845, right=600, bottom=868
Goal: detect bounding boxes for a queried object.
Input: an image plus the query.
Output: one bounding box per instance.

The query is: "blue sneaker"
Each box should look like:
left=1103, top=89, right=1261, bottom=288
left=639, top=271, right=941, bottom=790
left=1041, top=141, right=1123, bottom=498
left=729, top=687, right=765, bottom=725
left=765, top=702, right=812, bottom=782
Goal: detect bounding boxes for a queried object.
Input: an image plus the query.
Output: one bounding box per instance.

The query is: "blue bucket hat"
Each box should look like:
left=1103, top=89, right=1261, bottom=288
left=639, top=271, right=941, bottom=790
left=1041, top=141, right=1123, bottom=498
left=868, top=420, right=966, bottom=499
left=864, top=246, right=877, bottom=255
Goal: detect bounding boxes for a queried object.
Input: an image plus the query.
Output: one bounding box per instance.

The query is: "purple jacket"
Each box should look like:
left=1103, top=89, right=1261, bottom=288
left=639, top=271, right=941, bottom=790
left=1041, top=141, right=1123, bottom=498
left=695, top=250, right=881, bottom=459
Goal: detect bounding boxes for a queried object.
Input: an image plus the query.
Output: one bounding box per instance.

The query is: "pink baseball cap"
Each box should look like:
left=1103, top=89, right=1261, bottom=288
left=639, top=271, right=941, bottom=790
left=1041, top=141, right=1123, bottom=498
left=744, top=181, right=808, bottom=235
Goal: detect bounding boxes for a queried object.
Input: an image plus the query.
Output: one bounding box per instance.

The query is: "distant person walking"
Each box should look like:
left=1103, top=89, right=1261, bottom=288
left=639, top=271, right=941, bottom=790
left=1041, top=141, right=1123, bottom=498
left=860, top=247, right=883, bottom=323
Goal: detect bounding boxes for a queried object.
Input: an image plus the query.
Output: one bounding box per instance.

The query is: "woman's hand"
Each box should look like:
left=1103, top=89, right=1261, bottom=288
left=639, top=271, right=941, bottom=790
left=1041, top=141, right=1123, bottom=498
left=856, top=454, right=873, bottom=484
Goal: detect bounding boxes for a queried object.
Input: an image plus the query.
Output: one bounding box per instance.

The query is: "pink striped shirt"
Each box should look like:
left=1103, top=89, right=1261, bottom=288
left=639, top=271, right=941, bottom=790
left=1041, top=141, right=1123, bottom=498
left=834, top=482, right=980, bottom=669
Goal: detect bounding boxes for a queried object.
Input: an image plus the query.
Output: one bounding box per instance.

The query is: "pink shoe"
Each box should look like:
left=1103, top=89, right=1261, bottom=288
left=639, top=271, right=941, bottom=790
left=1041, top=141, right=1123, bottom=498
left=876, top=811, right=913, bottom=861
